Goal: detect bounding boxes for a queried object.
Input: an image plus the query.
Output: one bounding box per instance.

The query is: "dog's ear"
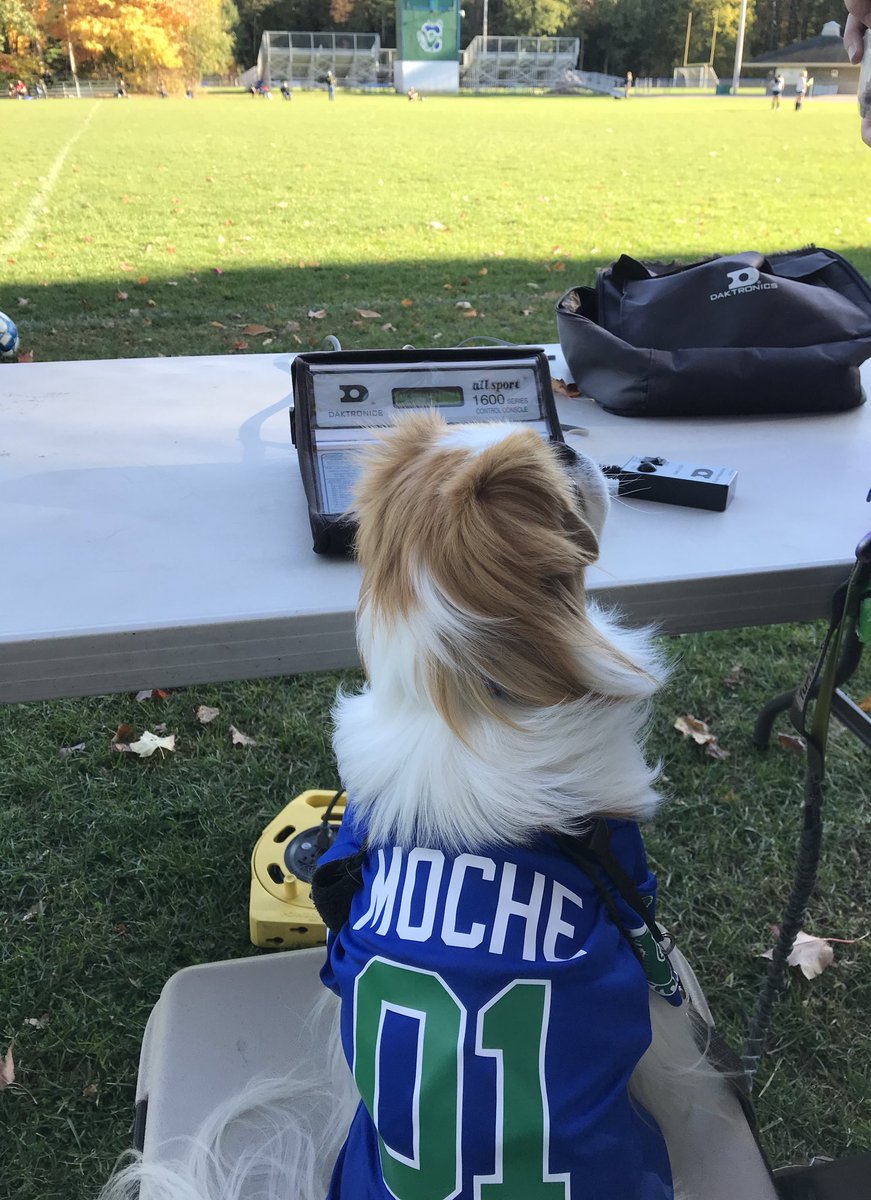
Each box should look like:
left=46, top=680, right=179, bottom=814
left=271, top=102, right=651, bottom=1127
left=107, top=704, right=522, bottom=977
left=425, top=430, right=655, bottom=716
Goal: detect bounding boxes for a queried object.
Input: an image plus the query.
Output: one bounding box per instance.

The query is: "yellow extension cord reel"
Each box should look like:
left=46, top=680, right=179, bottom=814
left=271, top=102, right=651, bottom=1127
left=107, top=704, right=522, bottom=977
left=249, top=789, right=346, bottom=949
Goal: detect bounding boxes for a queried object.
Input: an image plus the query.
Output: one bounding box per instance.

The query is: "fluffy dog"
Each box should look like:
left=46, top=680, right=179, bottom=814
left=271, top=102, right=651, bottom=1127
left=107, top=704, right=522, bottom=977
left=103, top=414, right=778, bottom=1200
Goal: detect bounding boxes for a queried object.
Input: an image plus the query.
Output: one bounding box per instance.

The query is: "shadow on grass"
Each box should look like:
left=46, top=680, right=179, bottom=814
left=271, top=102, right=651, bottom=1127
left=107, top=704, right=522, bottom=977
left=13, top=245, right=871, bottom=363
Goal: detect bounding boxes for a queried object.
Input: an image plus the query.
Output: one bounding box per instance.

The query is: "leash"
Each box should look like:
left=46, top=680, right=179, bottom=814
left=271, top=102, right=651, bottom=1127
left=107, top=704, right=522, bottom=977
left=742, top=532, right=871, bottom=1089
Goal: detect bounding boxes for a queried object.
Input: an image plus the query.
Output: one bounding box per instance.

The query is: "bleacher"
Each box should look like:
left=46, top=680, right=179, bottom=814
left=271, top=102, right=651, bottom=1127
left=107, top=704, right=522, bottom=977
left=460, top=36, right=579, bottom=90
left=257, top=31, right=393, bottom=89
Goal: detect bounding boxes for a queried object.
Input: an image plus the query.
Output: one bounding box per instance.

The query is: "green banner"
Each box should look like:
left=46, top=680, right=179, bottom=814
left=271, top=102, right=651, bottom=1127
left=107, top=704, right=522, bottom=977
left=399, top=0, right=459, bottom=62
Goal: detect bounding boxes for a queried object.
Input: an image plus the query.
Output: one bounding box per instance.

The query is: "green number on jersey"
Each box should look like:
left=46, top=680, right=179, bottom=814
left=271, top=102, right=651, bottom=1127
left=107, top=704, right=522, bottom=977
left=352, top=959, right=568, bottom=1199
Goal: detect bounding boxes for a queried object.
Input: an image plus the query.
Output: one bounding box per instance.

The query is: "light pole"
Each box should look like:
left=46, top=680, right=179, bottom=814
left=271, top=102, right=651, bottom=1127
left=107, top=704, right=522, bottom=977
left=482, top=0, right=488, bottom=45
left=62, top=1, right=81, bottom=97
left=732, top=0, right=748, bottom=94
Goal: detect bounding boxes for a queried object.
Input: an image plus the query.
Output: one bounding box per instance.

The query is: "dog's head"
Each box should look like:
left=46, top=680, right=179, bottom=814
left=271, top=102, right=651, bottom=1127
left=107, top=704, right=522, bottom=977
left=351, top=412, right=655, bottom=740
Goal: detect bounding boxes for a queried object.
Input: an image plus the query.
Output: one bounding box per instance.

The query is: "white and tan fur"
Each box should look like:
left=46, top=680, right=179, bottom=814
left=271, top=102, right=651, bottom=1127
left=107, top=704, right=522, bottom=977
left=100, top=414, right=777, bottom=1200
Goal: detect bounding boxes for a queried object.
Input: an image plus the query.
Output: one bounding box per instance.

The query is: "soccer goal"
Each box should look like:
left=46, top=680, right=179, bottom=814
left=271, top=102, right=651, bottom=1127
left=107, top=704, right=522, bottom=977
left=673, top=63, right=719, bottom=88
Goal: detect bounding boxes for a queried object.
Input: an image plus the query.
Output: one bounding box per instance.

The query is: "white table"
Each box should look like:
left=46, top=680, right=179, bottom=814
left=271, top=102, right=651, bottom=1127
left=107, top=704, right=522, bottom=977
left=2, top=348, right=869, bottom=703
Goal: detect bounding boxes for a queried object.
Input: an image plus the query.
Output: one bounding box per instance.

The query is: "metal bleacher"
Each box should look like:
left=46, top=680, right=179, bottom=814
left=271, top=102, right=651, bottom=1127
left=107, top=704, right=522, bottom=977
left=460, top=35, right=580, bottom=91
left=257, top=31, right=393, bottom=88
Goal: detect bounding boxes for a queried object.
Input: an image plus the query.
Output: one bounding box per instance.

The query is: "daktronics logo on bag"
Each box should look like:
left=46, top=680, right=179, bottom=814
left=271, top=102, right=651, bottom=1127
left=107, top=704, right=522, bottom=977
left=709, top=266, right=779, bottom=302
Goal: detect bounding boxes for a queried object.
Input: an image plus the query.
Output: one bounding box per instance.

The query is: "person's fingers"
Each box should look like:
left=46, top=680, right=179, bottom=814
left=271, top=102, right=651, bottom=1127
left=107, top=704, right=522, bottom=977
left=844, top=10, right=867, bottom=63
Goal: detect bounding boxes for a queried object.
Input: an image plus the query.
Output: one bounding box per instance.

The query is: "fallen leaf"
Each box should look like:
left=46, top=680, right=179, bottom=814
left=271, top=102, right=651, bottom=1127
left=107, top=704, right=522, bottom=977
left=777, top=732, right=807, bottom=754
left=401, top=299, right=413, bottom=307
left=146, top=299, right=157, bottom=308
left=0, top=1045, right=15, bottom=1090
left=722, top=664, right=747, bottom=689
left=18, top=297, right=29, bottom=306
left=462, top=309, right=479, bottom=318
left=285, top=320, right=301, bottom=332
left=22, top=1018, right=46, bottom=1029
left=210, top=321, right=226, bottom=328
left=166, top=245, right=177, bottom=254
left=119, top=262, right=134, bottom=272
left=229, top=725, right=257, bottom=747
left=761, top=929, right=835, bottom=979
left=58, top=743, right=86, bottom=760
left=478, top=267, right=488, bottom=275
left=428, top=220, right=447, bottom=231
left=551, top=260, right=566, bottom=272
left=22, top=901, right=44, bottom=921
left=212, top=267, right=225, bottom=275
left=112, top=723, right=136, bottom=747
left=115, top=291, right=129, bottom=301
left=307, top=309, right=327, bottom=320
left=127, top=731, right=176, bottom=758
left=231, top=340, right=249, bottom=352
left=455, top=300, right=473, bottom=309
left=552, top=377, right=580, bottom=398
left=381, top=323, right=397, bottom=333
left=82, top=1083, right=99, bottom=1099
left=137, top=275, right=150, bottom=285
left=113, top=923, right=128, bottom=937
left=241, top=324, right=274, bottom=336
left=674, top=714, right=729, bottom=760
left=859, top=694, right=871, bottom=713
left=17, top=350, right=34, bottom=363
left=357, top=309, right=381, bottom=319
left=196, top=705, right=220, bottom=724
left=135, top=688, right=170, bottom=702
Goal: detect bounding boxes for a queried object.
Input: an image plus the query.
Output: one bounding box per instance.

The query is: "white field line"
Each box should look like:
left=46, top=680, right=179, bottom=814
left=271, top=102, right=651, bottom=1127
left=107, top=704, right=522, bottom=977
left=2, top=102, right=101, bottom=258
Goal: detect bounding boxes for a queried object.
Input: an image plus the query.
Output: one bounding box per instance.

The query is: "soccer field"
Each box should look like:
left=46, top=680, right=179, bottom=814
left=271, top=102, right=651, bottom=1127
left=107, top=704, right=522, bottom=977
left=2, top=92, right=870, bottom=361
left=2, top=92, right=871, bottom=1199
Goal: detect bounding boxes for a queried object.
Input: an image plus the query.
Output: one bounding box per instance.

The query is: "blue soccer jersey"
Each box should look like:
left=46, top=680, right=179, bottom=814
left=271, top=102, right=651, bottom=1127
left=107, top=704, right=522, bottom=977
left=319, top=804, right=674, bottom=1200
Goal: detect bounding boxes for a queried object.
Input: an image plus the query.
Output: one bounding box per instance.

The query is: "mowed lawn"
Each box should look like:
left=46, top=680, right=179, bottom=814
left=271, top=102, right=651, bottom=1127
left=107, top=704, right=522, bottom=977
left=3, top=92, right=871, bottom=358
left=1, top=93, right=871, bottom=1200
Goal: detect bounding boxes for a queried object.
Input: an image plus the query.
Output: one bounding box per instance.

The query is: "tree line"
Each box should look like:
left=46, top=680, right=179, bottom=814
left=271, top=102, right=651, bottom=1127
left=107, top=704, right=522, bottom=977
left=1, top=0, right=848, bottom=85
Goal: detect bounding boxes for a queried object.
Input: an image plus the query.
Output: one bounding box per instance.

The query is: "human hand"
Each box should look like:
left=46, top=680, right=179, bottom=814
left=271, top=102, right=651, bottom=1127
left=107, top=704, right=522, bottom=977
left=844, top=0, right=871, bottom=146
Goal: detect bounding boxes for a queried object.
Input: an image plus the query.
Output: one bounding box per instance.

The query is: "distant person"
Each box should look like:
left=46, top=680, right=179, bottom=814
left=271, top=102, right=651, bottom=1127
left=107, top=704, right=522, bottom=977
left=406, top=86, right=420, bottom=101
left=116, top=77, right=128, bottom=98
left=280, top=78, right=292, bottom=100
left=14, top=79, right=27, bottom=98
left=186, top=86, right=195, bottom=99
left=326, top=68, right=336, bottom=100
left=794, top=68, right=808, bottom=110
left=158, top=80, right=169, bottom=99
left=625, top=69, right=633, bottom=97
left=34, top=80, right=46, bottom=98
left=843, top=0, right=871, bottom=145
left=770, top=72, right=784, bottom=109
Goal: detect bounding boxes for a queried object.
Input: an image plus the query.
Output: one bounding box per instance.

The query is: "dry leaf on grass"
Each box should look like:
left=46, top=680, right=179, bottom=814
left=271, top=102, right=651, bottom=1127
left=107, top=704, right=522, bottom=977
left=58, top=743, right=86, bottom=760
left=0, top=1045, right=15, bottom=1090
left=674, top=714, right=729, bottom=760
left=128, top=731, right=176, bottom=758
left=761, top=927, right=869, bottom=979
left=112, top=726, right=176, bottom=757
left=229, top=725, right=257, bottom=747
left=241, top=324, right=274, bottom=336
left=722, top=664, right=747, bottom=689
left=307, top=309, right=327, bottom=320
left=777, top=732, right=807, bottom=754
left=135, top=688, right=170, bottom=702
left=356, top=309, right=381, bottom=319
left=196, top=705, right=220, bottom=724
left=859, top=694, right=871, bottom=713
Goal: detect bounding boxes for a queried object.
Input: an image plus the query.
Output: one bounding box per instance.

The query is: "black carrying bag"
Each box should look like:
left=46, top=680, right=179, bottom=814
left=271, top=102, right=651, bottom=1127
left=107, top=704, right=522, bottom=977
left=556, top=248, right=871, bottom=417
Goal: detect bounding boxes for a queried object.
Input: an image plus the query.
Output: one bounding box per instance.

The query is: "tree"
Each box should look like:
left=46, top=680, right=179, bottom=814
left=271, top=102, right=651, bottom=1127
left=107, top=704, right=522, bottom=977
left=500, top=0, right=575, bottom=37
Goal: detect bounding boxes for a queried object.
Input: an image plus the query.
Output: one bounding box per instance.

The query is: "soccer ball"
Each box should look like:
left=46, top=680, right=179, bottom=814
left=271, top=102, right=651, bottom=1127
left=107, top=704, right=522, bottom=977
left=0, top=311, right=20, bottom=360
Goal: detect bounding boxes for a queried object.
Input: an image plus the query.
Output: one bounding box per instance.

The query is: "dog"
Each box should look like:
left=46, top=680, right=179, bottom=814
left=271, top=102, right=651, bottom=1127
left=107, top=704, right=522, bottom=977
left=102, top=414, right=779, bottom=1200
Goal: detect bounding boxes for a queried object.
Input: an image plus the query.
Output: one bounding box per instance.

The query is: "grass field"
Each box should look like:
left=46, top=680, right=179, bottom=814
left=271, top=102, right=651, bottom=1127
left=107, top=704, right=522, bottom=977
left=2, top=93, right=871, bottom=1200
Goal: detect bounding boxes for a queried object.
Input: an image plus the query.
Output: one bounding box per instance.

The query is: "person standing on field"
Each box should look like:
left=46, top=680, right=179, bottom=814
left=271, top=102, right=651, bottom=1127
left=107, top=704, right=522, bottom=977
left=770, top=72, right=784, bottom=109
left=794, top=69, right=808, bottom=110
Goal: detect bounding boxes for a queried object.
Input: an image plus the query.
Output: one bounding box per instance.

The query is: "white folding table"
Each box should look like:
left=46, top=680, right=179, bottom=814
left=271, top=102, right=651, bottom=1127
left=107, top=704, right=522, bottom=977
left=2, top=348, right=869, bottom=703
